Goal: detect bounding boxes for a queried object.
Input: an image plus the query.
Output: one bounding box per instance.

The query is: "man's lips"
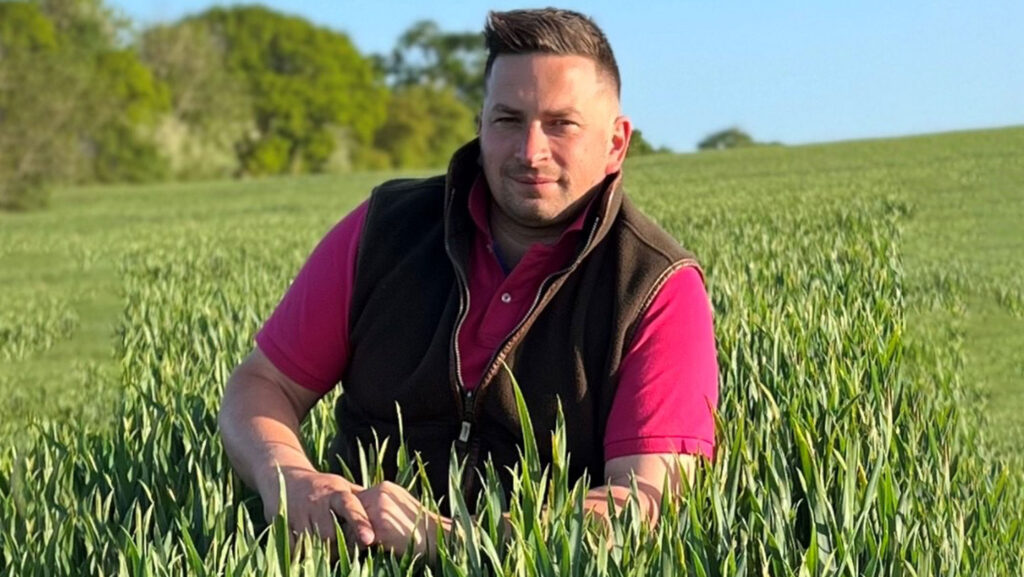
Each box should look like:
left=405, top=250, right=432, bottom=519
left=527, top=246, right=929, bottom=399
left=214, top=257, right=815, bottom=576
left=511, top=176, right=557, bottom=185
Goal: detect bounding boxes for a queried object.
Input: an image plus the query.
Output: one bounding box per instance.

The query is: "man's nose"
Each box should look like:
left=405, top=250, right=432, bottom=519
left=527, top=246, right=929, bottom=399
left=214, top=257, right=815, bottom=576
left=516, top=122, right=551, bottom=166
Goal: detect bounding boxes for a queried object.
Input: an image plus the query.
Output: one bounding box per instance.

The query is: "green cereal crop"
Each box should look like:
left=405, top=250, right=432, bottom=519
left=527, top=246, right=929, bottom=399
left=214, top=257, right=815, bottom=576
left=1, top=128, right=1022, bottom=575
left=0, top=297, right=79, bottom=362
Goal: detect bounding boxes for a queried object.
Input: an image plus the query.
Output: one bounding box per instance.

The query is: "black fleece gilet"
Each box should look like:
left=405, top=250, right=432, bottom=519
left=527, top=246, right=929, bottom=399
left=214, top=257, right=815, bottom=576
left=328, top=139, right=700, bottom=507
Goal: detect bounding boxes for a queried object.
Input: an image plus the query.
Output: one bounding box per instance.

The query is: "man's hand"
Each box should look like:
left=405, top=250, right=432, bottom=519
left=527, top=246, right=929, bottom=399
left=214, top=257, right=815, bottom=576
left=357, top=481, right=452, bottom=561
left=262, top=467, right=375, bottom=547
left=219, top=348, right=455, bottom=556
left=219, top=349, right=376, bottom=547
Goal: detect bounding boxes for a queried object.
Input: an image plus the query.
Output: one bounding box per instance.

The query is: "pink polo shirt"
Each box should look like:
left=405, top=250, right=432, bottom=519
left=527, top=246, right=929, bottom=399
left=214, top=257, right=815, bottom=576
left=256, top=179, right=718, bottom=460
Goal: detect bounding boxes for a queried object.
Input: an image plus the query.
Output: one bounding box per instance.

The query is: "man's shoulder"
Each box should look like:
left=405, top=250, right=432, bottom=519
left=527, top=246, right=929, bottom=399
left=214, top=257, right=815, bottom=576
left=372, top=174, right=447, bottom=198
left=364, top=174, right=448, bottom=223
left=614, top=194, right=697, bottom=267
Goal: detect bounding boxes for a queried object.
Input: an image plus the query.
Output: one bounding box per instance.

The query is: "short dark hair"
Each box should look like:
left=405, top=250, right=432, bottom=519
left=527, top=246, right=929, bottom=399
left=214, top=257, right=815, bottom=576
left=483, top=8, right=621, bottom=97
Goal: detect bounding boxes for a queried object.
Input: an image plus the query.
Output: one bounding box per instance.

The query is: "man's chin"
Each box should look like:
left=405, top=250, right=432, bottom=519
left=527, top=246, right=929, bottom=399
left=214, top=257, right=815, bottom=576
left=504, top=203, right=571, bottom=229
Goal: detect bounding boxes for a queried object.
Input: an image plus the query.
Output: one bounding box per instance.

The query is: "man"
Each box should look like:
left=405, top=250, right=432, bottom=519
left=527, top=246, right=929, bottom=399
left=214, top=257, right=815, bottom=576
left=219, top=8, right=718, bottom=560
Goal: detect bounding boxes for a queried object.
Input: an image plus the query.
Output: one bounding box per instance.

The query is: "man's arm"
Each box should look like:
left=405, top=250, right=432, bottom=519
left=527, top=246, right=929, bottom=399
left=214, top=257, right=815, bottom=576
left=584, top=453, right=697, bottom=529
left=218, top=347, right=375, bottom=545
left=591, top=266, right=716, bottom=529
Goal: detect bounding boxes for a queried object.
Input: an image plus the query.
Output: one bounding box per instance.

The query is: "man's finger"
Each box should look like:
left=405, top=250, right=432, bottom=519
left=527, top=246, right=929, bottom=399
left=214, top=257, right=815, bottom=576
left=288, top=517, right=311, bottom=550
left=307, top=511, right=341, bottom=543
left=332, top=491, right=375, bottom=546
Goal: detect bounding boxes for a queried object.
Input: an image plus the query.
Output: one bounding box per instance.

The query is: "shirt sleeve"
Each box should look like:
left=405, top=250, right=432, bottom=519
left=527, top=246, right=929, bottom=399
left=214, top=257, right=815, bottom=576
left=255, top=200, right=369, bottom=394
left=603, top=266, right=719, bottom=460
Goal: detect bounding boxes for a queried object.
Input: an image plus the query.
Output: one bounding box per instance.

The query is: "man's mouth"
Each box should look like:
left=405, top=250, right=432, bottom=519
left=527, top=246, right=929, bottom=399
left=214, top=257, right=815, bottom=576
left=511, top=175, right=557, bottom=185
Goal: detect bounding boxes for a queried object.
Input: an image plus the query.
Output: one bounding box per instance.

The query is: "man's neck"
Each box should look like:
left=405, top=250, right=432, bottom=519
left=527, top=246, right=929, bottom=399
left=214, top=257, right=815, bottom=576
left=489, top=209, right=568, bottom=271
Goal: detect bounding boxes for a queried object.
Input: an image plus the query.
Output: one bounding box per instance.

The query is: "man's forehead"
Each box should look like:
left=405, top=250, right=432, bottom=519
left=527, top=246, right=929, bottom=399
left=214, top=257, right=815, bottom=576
left=484, top=53, right=616, bottom=107
left=488, top=53, right=602, bottom=83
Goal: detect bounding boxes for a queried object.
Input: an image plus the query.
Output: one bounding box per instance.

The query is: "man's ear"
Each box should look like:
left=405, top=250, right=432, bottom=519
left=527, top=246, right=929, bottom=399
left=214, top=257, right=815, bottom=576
left=475, top=111, right=482, bottom=135
left=606, top=115, right=633, bottom=175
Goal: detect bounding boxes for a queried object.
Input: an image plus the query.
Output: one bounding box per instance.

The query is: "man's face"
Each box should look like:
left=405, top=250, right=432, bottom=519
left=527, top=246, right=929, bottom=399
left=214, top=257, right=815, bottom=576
left=478, top=53, right=631, bottom=228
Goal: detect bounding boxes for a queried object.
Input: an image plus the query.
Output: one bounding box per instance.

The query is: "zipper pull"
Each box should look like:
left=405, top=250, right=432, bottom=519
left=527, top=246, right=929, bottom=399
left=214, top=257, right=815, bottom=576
left=457, top=389, right=475, bottom=444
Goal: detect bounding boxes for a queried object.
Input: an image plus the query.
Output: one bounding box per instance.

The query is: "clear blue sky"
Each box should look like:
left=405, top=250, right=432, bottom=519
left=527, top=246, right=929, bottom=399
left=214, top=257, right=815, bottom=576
left=111, top=0, right=1023, bottom=151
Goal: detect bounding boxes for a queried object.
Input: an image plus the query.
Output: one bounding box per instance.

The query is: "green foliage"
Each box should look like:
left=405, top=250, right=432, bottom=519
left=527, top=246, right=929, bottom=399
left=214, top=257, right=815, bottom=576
left=383, top=20, right=486, bottom=112
left=0, top=1, right=58, bottom=53
left=698, top=127, right=756, bottom=151
left=90, top=123, right=169, bottom=183
left=0, top=1, right=88, bottom=209
left=2, top=127, right=1023, bottom=574
left=349, top=145, right=395, bottom=172
left=0, top=4, right=499, bottom=200
left=33, top=0, right=128, bottom=53
left=373, top=86, right=476, bottom=169
left=138, top=21, right=253, bottom=180
left=628, top=129, right=672, bottom=157
left=369, top=19, right=486, bottom=169
left=237, top=134, right=293, bottom=175
left=94, top=49, right=169, bottom=125
left=0, top=0, right=171, bottom=205
left=189, top=6, right=388, bottom=175
left=90, top=48, right=171, bottom=183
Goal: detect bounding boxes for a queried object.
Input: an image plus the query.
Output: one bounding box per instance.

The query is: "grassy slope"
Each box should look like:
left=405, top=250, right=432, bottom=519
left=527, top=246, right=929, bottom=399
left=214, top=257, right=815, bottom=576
left=1, top=127, right=1021, bottom=451
left=0, top=173, right=410, bottom=440
left=627, top=127, right=1024, bottom=456
left=891, top=127, right=1024, bottom=452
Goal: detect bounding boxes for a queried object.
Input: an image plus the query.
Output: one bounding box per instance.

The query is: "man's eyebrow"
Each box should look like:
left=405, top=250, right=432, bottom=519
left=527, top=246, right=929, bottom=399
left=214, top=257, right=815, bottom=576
left=545, top=107, right=583, bottom=118
left=489, top=104, right=583, bottom=118
left=490, top=104, right=523, bottom=115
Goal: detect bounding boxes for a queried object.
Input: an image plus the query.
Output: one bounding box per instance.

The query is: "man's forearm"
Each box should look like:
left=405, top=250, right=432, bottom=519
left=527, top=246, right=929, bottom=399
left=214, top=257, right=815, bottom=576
left=583, top=481, right=662, bottom=529
left=219, top=353, right=379, bottom=543
left=584, top=454, right=696, bottom=531
left=218, top=374, right=317, bottom=498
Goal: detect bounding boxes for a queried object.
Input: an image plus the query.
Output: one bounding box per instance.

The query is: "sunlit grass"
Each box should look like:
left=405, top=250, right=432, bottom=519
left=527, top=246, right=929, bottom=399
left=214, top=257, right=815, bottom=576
left=2, top=127, right=1023, bottom=574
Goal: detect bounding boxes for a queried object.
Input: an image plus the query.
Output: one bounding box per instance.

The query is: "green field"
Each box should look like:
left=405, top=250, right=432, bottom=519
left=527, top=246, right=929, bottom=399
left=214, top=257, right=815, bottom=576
left=2, top=127, right=1022, bottom=574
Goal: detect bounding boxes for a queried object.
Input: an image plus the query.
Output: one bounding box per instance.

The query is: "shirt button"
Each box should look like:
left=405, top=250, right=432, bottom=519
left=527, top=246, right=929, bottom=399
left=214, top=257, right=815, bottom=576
left=501, top=292, right=512, bottom=303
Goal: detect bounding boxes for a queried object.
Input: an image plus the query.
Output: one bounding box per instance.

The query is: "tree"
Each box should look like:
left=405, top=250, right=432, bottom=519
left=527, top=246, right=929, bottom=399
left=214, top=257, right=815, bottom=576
left=382, top=20, right=486, bottom=112
left=0, top=1, right=102, bottom=208
left=627, top=129, right=673, bottom=157
left=0, top=0, right=173, bottom=208
left=189, top=6, right=388, bottom=175
left=139, top=21, right=253, bottom=179
left=90, top=48, right=171, bottom=182
left=697, top=127, right=755, bottom=151
left=34, top=0, right=128, bottom=50
left=30, top=0, right=170, bottom=182
left=372, top=86, right=476, bottom=169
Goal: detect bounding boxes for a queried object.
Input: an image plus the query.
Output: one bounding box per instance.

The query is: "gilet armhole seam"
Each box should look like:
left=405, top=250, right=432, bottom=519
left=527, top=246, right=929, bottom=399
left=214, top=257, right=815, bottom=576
left=622, top=258, right=702, bottom=355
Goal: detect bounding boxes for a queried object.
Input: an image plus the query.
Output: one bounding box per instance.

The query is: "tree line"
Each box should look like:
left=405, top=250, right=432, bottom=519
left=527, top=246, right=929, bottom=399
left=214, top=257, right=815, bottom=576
left=2, top=1, right=680, bottom=210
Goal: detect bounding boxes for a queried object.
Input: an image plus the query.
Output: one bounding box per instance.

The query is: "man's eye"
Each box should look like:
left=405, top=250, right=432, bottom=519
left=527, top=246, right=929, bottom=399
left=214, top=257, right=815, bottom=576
left=494, top=117, right=519, bottom=124
left=552, top=119, right=578, bottom=128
